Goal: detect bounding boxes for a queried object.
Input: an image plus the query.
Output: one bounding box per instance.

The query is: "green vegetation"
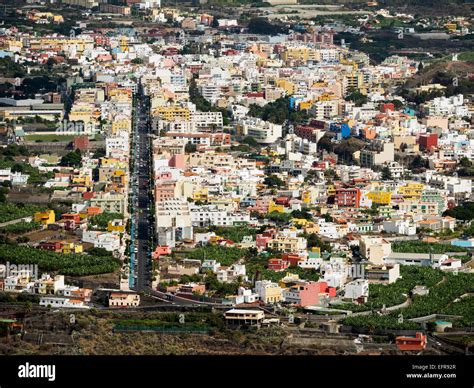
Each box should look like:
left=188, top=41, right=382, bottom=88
left=205, top=274, right=242, bottom=297
left=267, top=212, right=291, bottom=224
left=0, top=221, right=41, bottom=234
left=345, top=89, right=368, bottom=107
left=0, top=57, right=26, bottom=78
left=60, top=149, right=82, bottom=168
left=247, top=18, right=287, bottom=36
left=185, top=143, right=197, bottom=153
left=392, top=240, right=467, bottom=253
left=0, top=144, right=30, bottom=157
left=341, top=268, right=474, bottom=330
left=259, top=267, right=319, bottom=283
left=399, top=272, right=474, bottom=325
left=303, top=233, right=332, bottom=253
left=0, top=159, right=53, bottom=185
left=241, top=136, right=260, bottom=149
left=187, top=245, right=247, bottom=266
left=248, top=97, right=308, bottom=124
left=458, top=51, right=474, bottom=61
left=89, top=212, right=123, bottom=230
left=337, top=266, right=444, bottom=313
left=189, top=78, right=230, bottom=125
left=25, top=134, right=76, bottom=142
left=443, top=202, right=474, bottom=221
left=114, top=312, right=225, bottom=331
left=0, top=244, right=121, bottom=276
left=0, top=203, right=46, bottom=223
left=207, top=225, right=257, bottom=243
left=342, top=313, right=420, bottom=331
left=264, top=174, right=285, bottom=188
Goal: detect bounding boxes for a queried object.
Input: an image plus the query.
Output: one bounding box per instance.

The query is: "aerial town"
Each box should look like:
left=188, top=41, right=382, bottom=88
left=0, top=0, right=472, bottom=359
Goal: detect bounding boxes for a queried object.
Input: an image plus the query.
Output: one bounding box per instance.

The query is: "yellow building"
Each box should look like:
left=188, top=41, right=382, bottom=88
left=291, top=218, right=310, bottom=227
left=367, top=191, right=392, bottom=205
left=72, top=174, right=91, bottom=188
left=193, top=188, right=209, bottom=202
left=302, top=190, right=311, bottom=204
left=327, top=184, right=336, bottom=197
left=111, top=170, right=127, bottom=186
left=34, top=210, right=55, bottom=225
left=153, top=106, right=190, bottom=121
left=268, top=201, right=285, bottom=214
left=209, top=235, right=224, bottom=245
left=111, top=118, right=131, bottom=134
left=275, top=79, right=296, bottom=95
left=398, top=183, right=424, bottom=199
left=61, top=243, right=83, bottom=254
left=108, top=219, right=126, bottom=233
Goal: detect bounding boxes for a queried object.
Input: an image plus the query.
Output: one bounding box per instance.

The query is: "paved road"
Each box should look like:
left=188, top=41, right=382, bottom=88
left=131, top=89, right=154, bottom=291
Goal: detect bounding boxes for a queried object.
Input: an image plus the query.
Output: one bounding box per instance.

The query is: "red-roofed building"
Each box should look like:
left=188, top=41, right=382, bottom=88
left=73, top=136, right=90, bottom=151
left=268, top=258, right=290, bottom=271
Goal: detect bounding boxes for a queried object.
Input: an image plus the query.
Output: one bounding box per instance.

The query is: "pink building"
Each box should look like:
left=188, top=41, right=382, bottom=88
left=169, top=154, right=186, bottom=169
left=152, top=245, right=172, bottom=260
left=249, top=196, right=272, bottom=214
left=256, top=230, right=276, bottom=250
left=283, top=281, right=337, bottom=307
left=155, top=183, right=175, bottom=202
left=283, top=281, right=321, bottom=307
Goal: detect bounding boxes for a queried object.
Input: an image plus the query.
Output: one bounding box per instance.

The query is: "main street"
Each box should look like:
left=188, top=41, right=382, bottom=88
left=130, top=87, right=154, bottom=291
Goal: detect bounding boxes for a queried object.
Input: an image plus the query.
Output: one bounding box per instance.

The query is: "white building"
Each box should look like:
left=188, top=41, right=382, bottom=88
left=238, top=118, right=282, bottom=144
left=344, top=279, right=369, bottom=300
left=39, top=296, right=90, bottom=309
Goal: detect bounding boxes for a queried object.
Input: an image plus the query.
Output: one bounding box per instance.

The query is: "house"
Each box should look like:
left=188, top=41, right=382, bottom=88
left=39, top=296, right=90, bottom=309
left=34, top=210, right=55, bottom=225
left=201, top=260, right=221, bottom=273
left=177, top=283, right=206, bottom=295
left=359, top=236, right=392, bottom=264
left=216, top=264, right=246, bottom=283
left=268, top=257, right=290, bottom=271
left=396, top=333, right=427, bottom=351
left=33, top=274, right=65, bottom=295
left=344, top=279, right=369, bottom=301
left=107, top=219, right=125, bottom=233
left=366, top=264, right=400, bottom=284
left=81, top=230, right=121, bottom=251
left=282, top=281, right=327, bottom=307
left=254, top=280, right=283, bottom=304
left=108, top=292, right=140, bottom=308
left=385, top=252, right=449, bottom=268
left=224, top=309, right=265, bottom=326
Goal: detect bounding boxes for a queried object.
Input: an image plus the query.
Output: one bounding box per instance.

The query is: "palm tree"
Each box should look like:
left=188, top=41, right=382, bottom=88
left=22, top=301, right=32, bottom=328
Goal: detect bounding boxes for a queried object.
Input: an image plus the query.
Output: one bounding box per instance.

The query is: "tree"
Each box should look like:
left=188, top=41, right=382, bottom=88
left=242, top=136, right=260, bottom=148
left=410, top=154, right=427, bottom=170
left=381, top=166, right=393, bottom=180
left=305, top=233, right=331, bottom=253
left=264, top=174, right=284, bottom=188
left=60, top=149, right=82, bottom=168
left=459, top=157, right=472, bottom=168
left=247, top=18, right=287, bottom=35
left=345, top=89, right=368, bottom=107
left=185, top=143, right=197, bottom=154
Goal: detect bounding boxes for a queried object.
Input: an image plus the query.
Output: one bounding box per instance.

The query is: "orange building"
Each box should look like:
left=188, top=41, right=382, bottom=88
left=396, top=332, right=427, bottom=351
